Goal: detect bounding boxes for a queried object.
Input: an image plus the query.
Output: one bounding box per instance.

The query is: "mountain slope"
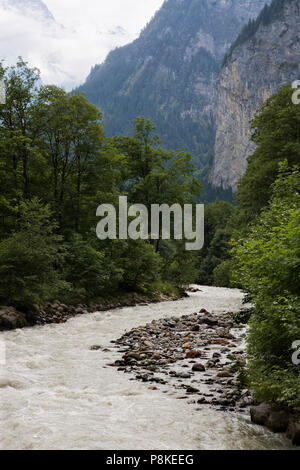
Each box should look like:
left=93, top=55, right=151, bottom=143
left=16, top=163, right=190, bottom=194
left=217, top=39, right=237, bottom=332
left=211, top=0, right=300, bottom=189
left=79, top=0, right=269, bottom=173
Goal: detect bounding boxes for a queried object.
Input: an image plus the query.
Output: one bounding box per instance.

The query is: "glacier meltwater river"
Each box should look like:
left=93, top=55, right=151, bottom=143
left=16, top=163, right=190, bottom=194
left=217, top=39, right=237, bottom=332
left=0, top=286, right=293, bottom=450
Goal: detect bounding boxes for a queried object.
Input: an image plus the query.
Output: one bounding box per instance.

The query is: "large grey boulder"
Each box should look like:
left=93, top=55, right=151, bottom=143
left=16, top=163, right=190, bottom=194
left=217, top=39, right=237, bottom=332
left=250, top=403, right=289, bottom=433
left=286, top=421, right=300, bottom=446
left=0, top=307, right=28, bottom=330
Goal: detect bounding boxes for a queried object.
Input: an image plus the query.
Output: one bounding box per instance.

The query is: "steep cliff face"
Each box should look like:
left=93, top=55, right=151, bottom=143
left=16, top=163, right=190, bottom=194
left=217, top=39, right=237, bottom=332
left=79, top=0, right=268, bottom=171
left=211, top=0, right=300, bottom=190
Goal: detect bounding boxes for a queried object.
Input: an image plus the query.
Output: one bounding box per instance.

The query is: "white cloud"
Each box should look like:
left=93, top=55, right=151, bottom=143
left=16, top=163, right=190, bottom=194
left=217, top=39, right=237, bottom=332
left=0, top=0, right=164, bottom=89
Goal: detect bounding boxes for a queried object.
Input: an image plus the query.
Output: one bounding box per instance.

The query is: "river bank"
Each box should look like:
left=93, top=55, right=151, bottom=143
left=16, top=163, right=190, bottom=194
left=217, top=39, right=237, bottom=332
left=0, top=291, right=185, bottom=331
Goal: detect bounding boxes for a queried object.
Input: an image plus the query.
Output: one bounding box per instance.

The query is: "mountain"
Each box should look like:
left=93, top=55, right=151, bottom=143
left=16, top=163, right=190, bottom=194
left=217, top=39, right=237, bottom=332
left=211, top=0, right=300, bottom=190
left=79, top=0, right=269, bottom=176
left=0, top=0, right=54, bottom=22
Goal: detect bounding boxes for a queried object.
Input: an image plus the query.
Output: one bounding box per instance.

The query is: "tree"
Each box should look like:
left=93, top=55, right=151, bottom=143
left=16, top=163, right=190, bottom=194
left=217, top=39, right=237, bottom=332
left=112, top=239, right=163, bottom=293
left=197, top=200, right=235, bottom=285
left=62, top=235, right=120, bottom=303
left=0, top=199, right=66, bottom=308
left=0, top=60, right=204, bottom=311
left=0, top=59, right=42, bottom=235
left=237, top=84, right=300, bottom=223
left=233, top=163, right=300, bottom=407
left=34, top=87, right=98, bottom=230
left=113, top=117, right=201, bottom=252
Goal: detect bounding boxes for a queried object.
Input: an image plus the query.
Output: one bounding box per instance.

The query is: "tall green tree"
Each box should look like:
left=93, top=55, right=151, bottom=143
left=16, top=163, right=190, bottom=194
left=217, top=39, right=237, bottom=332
left=0, top=59, right=42, bottom=235
left=237, top=84, right=300, bottom=223
left=0, top=199, right=66, bottom=308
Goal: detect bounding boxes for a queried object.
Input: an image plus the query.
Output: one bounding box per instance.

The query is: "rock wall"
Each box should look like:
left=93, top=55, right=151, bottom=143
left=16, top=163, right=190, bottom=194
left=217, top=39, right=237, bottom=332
left=211, top=0, right=300, bottom=190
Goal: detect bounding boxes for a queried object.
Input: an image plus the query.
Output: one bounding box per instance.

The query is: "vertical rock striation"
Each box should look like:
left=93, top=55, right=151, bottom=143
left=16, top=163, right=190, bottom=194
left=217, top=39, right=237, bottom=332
left=211, top=0, right=300, bottom=190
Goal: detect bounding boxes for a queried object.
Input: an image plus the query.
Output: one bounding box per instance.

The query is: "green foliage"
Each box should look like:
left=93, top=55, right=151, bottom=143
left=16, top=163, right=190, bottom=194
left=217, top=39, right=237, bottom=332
left=230, top=360, right=249, bottom=390
left=222, top=84, right=300, bottom=409
left=61, top=235, right=115, bottom=303
left=112, top=117, right=201, bottom=209
left=233, top=164, right=300, bottom=408
left=115, top=239, right=163, bottom=293
left=160, top=240, right=199, bottom=287
left=213, top=260, right=233, bottom=288
left=0, top=200, right=66, bottom=308
left=231, top=308, right=254, bottom=325
left=0, top=59, right=42, bottom=235
left=197, top=200, right=236, bottom=286
left=237, top=84, right=300, bottom=223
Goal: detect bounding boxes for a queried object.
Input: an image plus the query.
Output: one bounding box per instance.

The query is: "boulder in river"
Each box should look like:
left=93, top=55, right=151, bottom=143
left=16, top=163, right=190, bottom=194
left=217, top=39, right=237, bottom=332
left=186, top=350, right=201, bottom=359
left=286, top=421, right=300, bottom=446
left=0, top=307, right=28, bottom=330
left=192, top=363, right=206, bottom=372
left=250, top=403, right=289, bottom=433
left=198, top=316, right=218, bottom=327
left=217, top=370, right=233, bottom=378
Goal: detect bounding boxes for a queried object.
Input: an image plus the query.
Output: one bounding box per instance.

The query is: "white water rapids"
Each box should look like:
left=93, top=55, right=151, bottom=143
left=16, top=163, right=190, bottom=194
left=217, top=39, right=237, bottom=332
left=0, top=286, right=293, bottom=450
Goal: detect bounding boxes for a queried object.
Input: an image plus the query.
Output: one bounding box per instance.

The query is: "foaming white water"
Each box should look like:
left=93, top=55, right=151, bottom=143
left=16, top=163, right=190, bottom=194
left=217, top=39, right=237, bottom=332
left=0, top=286, right=293, bottom=450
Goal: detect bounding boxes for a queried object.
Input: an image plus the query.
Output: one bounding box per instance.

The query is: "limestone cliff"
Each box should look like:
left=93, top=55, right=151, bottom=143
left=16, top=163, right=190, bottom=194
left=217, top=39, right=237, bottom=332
left=211, top=0, right=300, bottom=190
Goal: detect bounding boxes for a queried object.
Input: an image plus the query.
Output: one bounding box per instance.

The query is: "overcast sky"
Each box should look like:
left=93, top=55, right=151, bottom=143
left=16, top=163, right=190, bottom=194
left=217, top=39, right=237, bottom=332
left=0, top=0, right=164, bottom=89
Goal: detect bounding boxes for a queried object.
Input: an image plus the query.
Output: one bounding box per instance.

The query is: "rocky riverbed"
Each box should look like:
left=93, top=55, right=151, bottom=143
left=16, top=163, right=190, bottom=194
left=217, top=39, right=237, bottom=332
left=105, top=303, right=300, bottom=446
left=107, top=308, right=251, bottom=412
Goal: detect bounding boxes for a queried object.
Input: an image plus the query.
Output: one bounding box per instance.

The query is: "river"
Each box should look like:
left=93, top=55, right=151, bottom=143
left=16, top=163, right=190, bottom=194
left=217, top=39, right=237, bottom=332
left=0, top=286, right=293, bottom=450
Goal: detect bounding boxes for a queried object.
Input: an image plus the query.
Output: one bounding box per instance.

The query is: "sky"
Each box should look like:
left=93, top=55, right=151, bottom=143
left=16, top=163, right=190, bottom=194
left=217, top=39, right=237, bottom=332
left=0, top=0, right=164, bottom=89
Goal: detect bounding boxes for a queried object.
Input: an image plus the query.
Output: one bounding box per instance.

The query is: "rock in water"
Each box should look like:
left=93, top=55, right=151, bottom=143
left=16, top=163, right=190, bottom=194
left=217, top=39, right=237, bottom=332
left=0, top=307, right=28, bottom=330
left=186, top=350, right=201, bottom=359
left=192, top=364, right=206, bottom=372
left=217, top=370, right=233, bottom=378
left=250, top=403, right=289, bottom=433
left=286, top=421, right=300, bottom=446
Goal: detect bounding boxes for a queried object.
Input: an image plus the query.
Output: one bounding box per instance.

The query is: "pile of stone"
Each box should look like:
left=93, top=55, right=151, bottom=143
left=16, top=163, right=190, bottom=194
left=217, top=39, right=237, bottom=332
left=108, top=309, right=252, bottom=411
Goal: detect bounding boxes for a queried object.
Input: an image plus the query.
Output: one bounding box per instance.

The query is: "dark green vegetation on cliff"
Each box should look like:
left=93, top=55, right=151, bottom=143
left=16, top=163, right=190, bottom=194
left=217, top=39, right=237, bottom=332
left=79, top=0, right=268, bottom=193
left=223, top=0, right=294, bottom=65
left=0, top=60, right=201, bottom=311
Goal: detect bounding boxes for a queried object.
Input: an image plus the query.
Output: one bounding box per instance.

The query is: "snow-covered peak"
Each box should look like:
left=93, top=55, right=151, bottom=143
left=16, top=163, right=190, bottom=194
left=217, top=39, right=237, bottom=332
left=0, top=0, right=54, bottom=23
